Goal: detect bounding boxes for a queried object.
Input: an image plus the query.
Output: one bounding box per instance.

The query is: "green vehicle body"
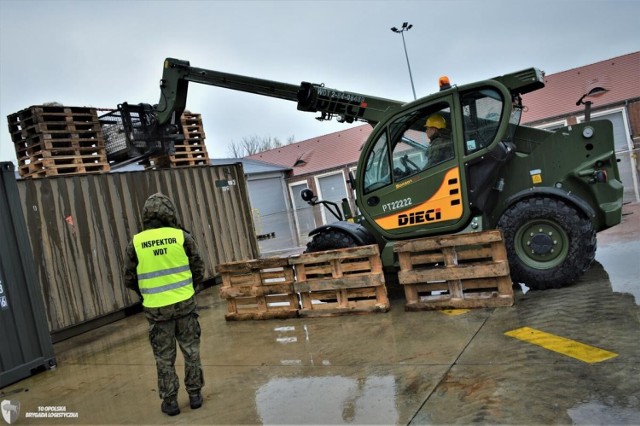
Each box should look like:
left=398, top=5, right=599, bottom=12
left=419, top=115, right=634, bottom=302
left=148, top=58, right=623, bottom=290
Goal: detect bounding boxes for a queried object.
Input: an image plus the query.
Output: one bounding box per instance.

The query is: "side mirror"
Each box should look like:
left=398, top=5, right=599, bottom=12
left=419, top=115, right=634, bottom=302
left=348, top=171, right=356, bottom=190
left=301, top=189, right=316, bottom=203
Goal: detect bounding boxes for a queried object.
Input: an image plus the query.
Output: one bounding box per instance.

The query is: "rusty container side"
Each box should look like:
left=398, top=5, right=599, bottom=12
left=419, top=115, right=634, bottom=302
left=16, top=164, right=258, bottom=333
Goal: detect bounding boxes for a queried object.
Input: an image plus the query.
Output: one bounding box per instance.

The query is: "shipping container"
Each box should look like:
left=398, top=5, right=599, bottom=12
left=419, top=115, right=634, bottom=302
left=1, top=162, right=56, bottom=387
left=15, top=164, right=258, bottom=335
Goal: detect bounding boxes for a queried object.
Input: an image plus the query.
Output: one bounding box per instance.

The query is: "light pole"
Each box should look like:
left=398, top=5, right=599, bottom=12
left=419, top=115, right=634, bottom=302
left=576, top=86, right=608, bottom=122
left=391, top=22, right=417, bottom=100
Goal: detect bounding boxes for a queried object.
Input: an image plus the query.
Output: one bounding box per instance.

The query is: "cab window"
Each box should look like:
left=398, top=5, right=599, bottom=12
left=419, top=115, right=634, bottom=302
left=363, top=131, right=390, bottom=193
left=362, top=102, right=455, bottom=194
left=461, top=88, right=504, bottom=154
left=391, top=103, right=453, bottom=181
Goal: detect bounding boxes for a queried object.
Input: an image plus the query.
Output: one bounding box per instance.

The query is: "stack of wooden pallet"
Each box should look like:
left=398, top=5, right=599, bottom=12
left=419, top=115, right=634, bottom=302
left=394, top=230, right=514, bottom=310
left=8, top=105, right=110, bottom=178
left=218, top=245, right=390, bottom=320
left=217, top=257, right=298, bottom=321
left=140, top=112, right=210, bottom=169
left=290, top=245, right=389, bottom=317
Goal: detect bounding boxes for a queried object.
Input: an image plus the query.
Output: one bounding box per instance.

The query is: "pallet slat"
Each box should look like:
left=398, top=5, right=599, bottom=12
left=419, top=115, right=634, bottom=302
left=398, top=261, right=510, bottom=283
left=293, top=273, right=385, bottom=293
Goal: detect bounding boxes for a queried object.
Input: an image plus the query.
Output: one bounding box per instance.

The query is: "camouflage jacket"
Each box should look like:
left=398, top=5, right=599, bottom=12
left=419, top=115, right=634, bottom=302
left=429, top=132, right=454, bottom=165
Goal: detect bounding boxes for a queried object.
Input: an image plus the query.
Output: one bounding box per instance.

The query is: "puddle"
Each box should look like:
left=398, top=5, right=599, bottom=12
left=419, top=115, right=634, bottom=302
left=512, top=240, right=639, bottom=304
left=256, top=376, right=398, bottom=425
left=596, top=241, right=640, bottom=304
left=568, top=400, right=640, bottom=425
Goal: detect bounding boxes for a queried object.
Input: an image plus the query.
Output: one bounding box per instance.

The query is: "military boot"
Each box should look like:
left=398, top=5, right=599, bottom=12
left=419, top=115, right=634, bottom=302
left=189, top=392, right=203, bottom=409
left=161, top=398, right=180, bottom=416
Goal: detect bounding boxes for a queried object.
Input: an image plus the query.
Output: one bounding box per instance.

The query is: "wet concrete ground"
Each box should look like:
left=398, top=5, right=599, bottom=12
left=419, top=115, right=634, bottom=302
left=2, top=203, right=639, bottom=425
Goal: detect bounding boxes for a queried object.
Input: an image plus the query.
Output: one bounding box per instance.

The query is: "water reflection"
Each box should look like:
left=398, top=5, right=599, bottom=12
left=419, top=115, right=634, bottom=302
left=596, top=241, right=640, bottom=304
left=568, top=400, right=640, bottom=425
left=256, top=376, right=398, bottom=425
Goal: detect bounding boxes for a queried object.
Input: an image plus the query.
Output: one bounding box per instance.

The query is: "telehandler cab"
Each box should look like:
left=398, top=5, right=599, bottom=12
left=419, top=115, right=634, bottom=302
left=122, top=58, right=623, bottom=290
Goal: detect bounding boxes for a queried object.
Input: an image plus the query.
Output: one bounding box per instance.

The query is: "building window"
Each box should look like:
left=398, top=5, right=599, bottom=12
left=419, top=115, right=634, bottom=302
left=535, top=119, right=568, bottom=131
left=289, top=181, right=316, bottom=243
left=315, top=171, right=348, bottom=224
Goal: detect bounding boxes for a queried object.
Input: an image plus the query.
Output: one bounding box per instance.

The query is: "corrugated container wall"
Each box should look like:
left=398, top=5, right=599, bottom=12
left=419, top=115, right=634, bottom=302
left=16, top=164, right=258, bottom=334
left=1, top=162, right=56, bottom=388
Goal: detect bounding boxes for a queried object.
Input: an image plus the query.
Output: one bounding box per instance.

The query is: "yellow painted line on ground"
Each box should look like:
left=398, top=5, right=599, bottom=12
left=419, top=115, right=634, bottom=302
left=441, top=309, right=470, bottom=316
left=505, top=327, right=618, bottom=364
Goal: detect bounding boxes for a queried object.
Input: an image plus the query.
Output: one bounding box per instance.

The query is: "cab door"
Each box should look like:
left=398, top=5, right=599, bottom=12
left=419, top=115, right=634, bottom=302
left=357, top=97, right=472, bottom=240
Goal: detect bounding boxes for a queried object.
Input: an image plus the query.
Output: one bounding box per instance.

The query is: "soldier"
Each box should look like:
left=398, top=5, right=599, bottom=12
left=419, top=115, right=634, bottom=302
left=123, top=193, right=205, bottom=416
left=425, top=114, right=454, bottom=165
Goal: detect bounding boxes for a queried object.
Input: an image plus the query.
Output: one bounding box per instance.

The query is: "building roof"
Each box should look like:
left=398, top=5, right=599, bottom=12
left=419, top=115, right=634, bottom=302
left=521, top=51, right=640, bottom=124
left=210, top=158, right=290, bottom=175
left=105, top=157, right=289, bottom=175
left=108, top=162, right=144, bottom=173
left=245, top=124, right=373, bottom=176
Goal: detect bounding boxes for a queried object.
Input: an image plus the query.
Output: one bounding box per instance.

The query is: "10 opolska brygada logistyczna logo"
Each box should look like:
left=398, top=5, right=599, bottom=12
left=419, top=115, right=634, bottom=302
left=1, top=401, right=19, bottom=425
left=2, top=400, right=79, bottom=424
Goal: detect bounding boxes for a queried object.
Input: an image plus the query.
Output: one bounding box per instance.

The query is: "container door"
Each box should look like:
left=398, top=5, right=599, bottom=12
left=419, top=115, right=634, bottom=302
left=0, top=162, right=55, bottom=387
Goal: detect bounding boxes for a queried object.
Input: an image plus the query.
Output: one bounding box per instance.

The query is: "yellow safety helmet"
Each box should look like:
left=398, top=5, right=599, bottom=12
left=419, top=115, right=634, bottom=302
left=425, top=114, right=446, bottom=129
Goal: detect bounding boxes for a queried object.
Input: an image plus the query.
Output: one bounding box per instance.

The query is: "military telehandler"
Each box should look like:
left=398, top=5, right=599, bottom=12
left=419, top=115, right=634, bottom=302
left=114, top=58, right=623, bottom=290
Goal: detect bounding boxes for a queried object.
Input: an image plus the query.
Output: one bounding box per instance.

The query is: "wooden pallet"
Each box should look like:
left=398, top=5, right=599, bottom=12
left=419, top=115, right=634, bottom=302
left=218, top=257, right=298, bottom=321
left=394, top=230, right=513, bottom=310
left=11, top=123, right=103, bottom=143
left=289, top=245, right=389, bottom=317
left=15, top=136, right=106, bottom=160
left=8, top=105, right=98, bottom=127
left=19, top=155, right=110, bottom=177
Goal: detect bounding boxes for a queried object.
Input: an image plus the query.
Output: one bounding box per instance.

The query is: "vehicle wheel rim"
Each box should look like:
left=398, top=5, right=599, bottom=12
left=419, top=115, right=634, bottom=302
left=514, top=219, right=569, bottom=269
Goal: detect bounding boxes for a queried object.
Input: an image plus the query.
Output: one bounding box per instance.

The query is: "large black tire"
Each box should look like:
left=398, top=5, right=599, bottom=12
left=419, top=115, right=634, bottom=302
left=497, top=197, right=596, bottom=290
left=305, top=229, right=358, bottom=253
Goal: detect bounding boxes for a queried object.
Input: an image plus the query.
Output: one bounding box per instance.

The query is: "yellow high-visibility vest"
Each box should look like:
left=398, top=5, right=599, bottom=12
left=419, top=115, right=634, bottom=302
left=133, top=227, right=194, bottom=308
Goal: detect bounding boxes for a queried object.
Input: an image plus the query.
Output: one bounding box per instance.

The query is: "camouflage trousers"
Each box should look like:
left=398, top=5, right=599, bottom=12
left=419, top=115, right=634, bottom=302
left=147, top=311, right=204, bottom=400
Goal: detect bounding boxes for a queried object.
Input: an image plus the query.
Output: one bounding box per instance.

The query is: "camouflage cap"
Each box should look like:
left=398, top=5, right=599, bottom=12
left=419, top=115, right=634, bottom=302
left=142, top=193, right=180, bottom=228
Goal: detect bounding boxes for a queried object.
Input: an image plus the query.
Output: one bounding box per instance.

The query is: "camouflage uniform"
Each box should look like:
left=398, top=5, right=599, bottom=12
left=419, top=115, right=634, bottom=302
left=123, top=193, right=205, bottom=405
left=428, top=130, right=454, bottom=165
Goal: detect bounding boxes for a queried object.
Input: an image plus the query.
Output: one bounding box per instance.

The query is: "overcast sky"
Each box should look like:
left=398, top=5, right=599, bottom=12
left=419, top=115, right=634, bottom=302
left=1, top=0, right=638, bottom=164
